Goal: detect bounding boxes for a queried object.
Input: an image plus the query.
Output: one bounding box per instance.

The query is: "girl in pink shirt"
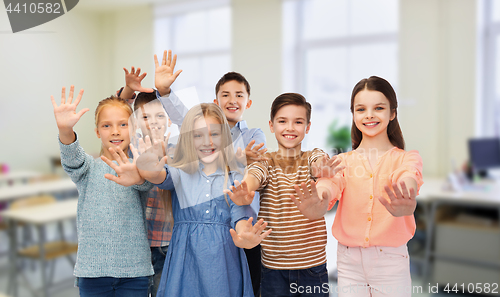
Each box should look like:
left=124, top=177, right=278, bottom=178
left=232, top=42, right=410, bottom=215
left=291, top=76, right=423, bottom=297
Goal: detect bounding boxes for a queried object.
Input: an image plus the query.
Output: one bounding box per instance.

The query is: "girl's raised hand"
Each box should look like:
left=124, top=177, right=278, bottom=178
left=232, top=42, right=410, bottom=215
left=379, top=181, right=417, bottom=217
left=231, top=217, right=272, bottom=249
left=311, top=155, right=344, bottom=178
left=223, top=180, right=254, bottom=206
left=290, top=181, right=331, bottom=220
left=102, top=147, right=145, bottom=187
left=50, top=86, right=89, bottom=131
left=123, top=66, right=154, bottom=93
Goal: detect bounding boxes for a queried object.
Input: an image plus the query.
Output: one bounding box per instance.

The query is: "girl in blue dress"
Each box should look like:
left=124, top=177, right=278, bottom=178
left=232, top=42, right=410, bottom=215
left=135, top=103, right=271, bottom=297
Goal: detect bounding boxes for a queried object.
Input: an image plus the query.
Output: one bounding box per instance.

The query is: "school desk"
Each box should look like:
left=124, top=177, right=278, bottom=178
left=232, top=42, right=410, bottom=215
left=1, top=198, right=78, bottom=297
left=0, top=178, right=76, bottom=202
left=416, top=177, right=500, bottom=289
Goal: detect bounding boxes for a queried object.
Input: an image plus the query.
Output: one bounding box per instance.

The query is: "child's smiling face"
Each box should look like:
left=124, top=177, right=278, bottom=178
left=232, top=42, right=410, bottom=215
left=193, top=116, right=222, bottom=167
left=269, top=104, right=311, bottom=156
left=136, top=101, right=168, bottom=138
left=214, top=80, right=252, bottom=126
left=95, top=105, right=131, bottom=159
left=353, top=89, right=395, bottom=140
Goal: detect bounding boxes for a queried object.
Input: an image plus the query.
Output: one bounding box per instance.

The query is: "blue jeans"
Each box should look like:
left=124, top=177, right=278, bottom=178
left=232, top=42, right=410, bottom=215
left=261, top=264, right=329, bottom=297
left=150, top=245, right=169, bottom=297
left=77, top=276, right=150, bottom=297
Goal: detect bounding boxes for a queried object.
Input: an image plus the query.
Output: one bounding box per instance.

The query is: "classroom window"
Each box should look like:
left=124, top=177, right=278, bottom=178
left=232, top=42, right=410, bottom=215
left=481, top=0, right=500, bottom=136
left=282, top=0, right=399, bottom=152
left=154, top=0, right=231, bottom=104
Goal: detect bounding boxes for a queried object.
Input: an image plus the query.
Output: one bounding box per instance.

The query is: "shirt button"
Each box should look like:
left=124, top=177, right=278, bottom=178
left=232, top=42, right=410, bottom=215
left=365, top=237, right=369, bottom=241
left=369, top=195, right=373, bottom=199
left=370, top=174, right=373, bottom=178
left=206, top=210, right=209, bottom=213
left=206, top=180, right=210, bottom=183
left=368, top=217, right=372, bottom=221
left=206, top=194, right=209, bottom=197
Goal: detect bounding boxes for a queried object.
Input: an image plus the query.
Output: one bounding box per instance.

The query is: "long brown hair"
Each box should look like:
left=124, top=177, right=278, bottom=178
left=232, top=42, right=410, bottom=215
left=350, top=76, right=405, bottom=150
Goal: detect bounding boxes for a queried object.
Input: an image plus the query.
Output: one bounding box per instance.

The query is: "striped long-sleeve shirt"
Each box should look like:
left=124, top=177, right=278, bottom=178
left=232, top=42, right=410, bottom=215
left=247, top=148, right=327, bottom=270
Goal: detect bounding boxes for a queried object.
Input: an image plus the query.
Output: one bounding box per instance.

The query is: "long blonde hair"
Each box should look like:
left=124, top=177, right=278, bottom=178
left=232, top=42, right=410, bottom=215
left=170, top=103, right=239, bottom=205
left=95, top=96, right=133, bottom=156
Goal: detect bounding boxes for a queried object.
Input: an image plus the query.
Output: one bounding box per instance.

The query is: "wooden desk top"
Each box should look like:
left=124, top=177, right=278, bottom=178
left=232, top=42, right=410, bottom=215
left=0, top=178, right=77, bottom=202
left=0, top=198, right=77, bottom=225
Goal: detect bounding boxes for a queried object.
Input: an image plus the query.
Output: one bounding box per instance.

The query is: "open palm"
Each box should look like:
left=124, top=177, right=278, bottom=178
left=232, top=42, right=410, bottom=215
left=230, top=218, right=272, bottom=249
left=244, top=140, right=268, bottom=162
left=124, top=66, right=154, bottom=93
left=50, top=86, right=89, bottom=130
left=379, top=181, right=417, bottom=217
left=223, top=180, right=255, bottom=206
left=311, top=155, right=344, bottom=178
left=102, top=147, right=144, bottom=187
left=290, top=181, right=330, bottom=220
left=154, top=50, right=182, bottom=96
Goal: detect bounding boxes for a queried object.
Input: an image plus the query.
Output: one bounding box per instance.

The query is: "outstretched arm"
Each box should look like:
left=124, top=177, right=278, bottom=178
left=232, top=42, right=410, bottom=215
left=290, top=180, right=338, bottom=220
left=379, top=178, right=418, bottom=217
left=231, top=217, right=272, bottom=249
left=155, top=50, right=183, bottom=96
left=50, top=86, right=89, bottom=145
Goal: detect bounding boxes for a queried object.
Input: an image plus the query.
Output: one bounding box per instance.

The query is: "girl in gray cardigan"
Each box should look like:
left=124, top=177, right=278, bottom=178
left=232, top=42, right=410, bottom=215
left=51, top=86, right=153, bottom=297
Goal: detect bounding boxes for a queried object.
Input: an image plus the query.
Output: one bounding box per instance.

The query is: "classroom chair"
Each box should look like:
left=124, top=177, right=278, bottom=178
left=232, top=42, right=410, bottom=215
left=7, top=195, right=78, bottom=297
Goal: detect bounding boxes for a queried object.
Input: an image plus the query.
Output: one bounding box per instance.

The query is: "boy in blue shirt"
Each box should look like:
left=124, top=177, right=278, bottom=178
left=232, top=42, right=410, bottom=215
left=213, top=72, right=266, bottom=297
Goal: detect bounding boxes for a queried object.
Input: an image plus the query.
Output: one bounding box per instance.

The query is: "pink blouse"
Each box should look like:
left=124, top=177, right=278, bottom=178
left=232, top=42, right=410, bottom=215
left=320, top=147, right=423, bottom=248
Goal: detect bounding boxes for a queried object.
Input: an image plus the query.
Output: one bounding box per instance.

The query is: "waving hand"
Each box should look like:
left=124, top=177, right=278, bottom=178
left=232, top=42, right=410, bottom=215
left=50, top=85, right=89, bottom=144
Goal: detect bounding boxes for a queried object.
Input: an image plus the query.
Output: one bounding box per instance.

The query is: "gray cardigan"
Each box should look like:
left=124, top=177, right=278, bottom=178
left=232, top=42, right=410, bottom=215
left=59, top=134, right=154, bottom=278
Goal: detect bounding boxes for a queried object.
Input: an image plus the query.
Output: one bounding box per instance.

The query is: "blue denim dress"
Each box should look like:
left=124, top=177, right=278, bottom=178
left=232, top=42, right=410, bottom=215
left=156, top=165, right=255, bottom=297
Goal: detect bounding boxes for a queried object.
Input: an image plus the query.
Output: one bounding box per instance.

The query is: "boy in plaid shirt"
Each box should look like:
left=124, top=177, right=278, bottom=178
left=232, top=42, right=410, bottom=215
left=119, top=50, right=185, bottom=297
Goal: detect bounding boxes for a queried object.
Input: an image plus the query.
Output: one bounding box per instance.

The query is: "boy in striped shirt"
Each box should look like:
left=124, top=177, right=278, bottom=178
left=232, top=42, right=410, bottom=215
left=227, top=93, right=340, bottom=296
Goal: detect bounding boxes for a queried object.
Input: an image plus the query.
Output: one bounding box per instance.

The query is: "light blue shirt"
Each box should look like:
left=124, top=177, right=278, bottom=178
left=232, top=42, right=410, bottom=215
left=156, top=90, right=188, bottom=127
left=154, top=91, right=267, bottom=214
left=156, top=164, right=255, bottom=226
left=154, top=163, right=255, bottom=296
left=231, top=120, right=266, bottom=214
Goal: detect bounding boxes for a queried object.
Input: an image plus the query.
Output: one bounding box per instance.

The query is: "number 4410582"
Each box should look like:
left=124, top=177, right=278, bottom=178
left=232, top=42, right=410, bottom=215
left=5, top=2, right=62, bottom=14
left=443, top=283, right=498, bottom=294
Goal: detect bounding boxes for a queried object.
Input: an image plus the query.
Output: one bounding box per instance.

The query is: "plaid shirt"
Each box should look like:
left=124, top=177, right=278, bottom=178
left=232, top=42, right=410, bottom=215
left=146, top=186, right=173, bottom=247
